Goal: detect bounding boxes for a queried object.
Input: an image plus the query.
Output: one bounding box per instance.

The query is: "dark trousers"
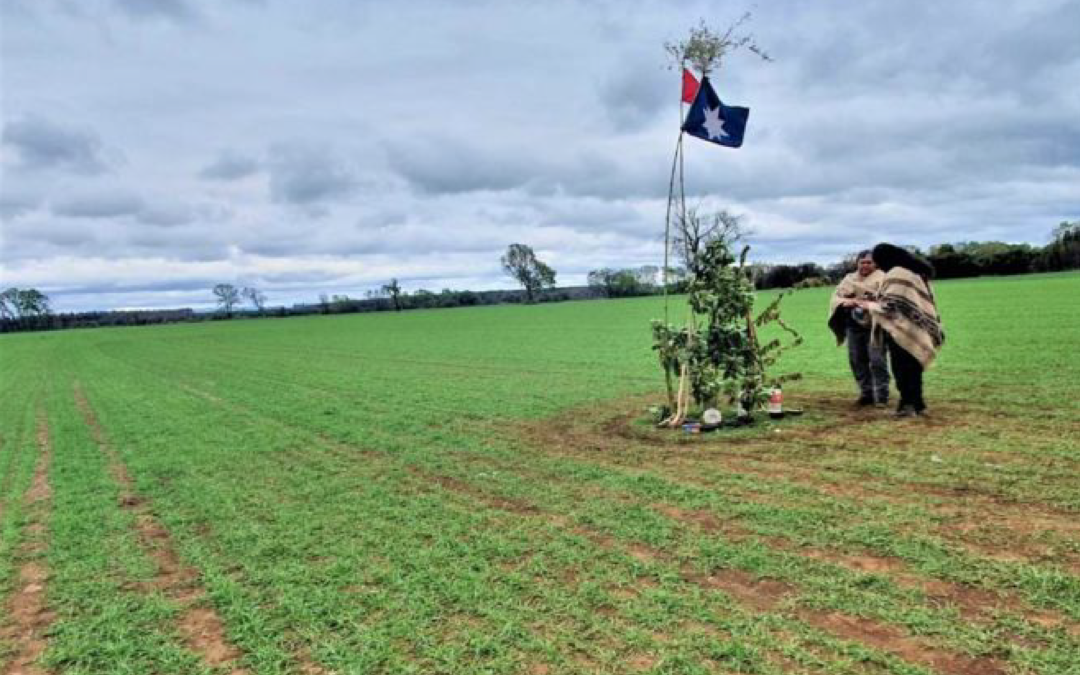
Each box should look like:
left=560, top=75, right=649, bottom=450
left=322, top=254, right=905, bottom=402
left=847, top=326, right=890, bottom=403
left=885, top=334, right=925, bottom=411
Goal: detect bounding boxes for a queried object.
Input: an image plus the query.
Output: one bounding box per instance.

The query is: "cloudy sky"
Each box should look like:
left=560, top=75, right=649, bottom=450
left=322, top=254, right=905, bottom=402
left=2, top=0, right=1078, bottom=312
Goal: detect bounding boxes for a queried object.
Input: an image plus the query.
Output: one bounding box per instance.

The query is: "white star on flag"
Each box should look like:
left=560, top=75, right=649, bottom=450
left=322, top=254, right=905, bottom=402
left=702, top=105, right=729, bottom=140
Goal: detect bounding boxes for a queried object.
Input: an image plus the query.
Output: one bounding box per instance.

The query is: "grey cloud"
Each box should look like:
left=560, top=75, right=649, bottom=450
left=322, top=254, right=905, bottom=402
left=137, top=203, right=194, bottom=226
left=53, top=277, right=221, bottom=296
left=268, top=144, right=358, bottom=205
left=386, top=137, right=541, bottom=194
left=2, top=116, right=112, bottom=174
left=53, top=192, right=144, bottom=218
left=598, top=58, right=670, bottom=131
left=122, top=228, right=230, bottom=261
left=199, top=150, right=261, bottom=181
left=0, top=191, right=42, bottom=219
left=389, top=136, right=672, bottom=200
left=111, top=0, right=197, bottom=22
left=7, top=220, right=99, bottom=249
left=258, top=270, right=342, bottom=285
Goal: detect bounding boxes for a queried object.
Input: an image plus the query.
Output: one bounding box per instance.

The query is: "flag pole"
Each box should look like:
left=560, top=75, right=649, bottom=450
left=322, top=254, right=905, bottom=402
left=663, top=64, right=692, bottom=327
left=662, top=134, right=682, bottom=327
left=660, top=65, right=695, bottom=426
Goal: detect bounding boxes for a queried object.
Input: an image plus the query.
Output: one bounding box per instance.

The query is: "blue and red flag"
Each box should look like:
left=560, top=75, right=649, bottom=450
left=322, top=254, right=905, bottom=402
left=681, top=76, right=749, bottom=149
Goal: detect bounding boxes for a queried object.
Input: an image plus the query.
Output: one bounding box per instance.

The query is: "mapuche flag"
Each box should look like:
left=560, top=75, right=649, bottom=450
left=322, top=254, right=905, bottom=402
left=681, top=76, right=749, bottom=149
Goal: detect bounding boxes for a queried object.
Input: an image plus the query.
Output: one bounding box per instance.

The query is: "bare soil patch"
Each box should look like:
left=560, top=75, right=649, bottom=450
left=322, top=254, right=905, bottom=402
left=407, top=466, right=541, bottom=516
left=690, top=568, right=794, bottom=612
left=805, top=611, right=1007, bottom=675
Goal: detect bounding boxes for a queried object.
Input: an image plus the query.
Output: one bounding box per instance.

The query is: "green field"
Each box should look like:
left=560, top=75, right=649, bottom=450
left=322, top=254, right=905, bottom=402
left=1, top=272, right=1078, bottom=675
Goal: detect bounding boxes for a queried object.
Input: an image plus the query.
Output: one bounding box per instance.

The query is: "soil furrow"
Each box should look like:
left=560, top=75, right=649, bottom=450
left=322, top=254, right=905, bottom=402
left=73, top=385, right=250, bottom=675
left=416, top=437, right=1080, bottom=640
left=410, top=464, right=1012, bottom=675
left=0, top=410, right=54, bottom=675
left=518, top=398, right=1080, bottom=568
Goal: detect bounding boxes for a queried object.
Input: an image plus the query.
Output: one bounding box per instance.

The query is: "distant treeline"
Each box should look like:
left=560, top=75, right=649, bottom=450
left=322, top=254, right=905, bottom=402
left=0, top=286, right=596, bottom=334
left=3, top=221, right=1077, bottom=334
left=591, top=221, right=1080, bottom=294
left=752, top=222, right=1080, bottom=290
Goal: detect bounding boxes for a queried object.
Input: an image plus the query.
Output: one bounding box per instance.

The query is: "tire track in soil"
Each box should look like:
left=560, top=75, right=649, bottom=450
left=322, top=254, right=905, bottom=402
left=437, top=432, right=1079, bottom=642
left=0, top=410, right=54, bottom=675
left=519, top=399, right=1080, bottom=575
left=160, top=380, right=1020, bottom=673
left=73, top=384, right=332, bottom=675
left=72, top=386, right=251, bottom=675
left=403, top=465, right=790, bottom=674
left=653, top=504, right=1080, bottom=644
left=407, top=464, right=1010, bottom=675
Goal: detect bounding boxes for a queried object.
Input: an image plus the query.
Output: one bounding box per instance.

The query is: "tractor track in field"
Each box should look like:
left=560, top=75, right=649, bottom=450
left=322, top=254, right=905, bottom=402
left=517, top=394, right=1080, bottom=573
left=0, top=409, right=54, bottom=675
left=73, top=383, right=334, bottom=675
left=102, top=377, right=1075, bottom=670
left=406, top=463, right=1014, bottom=675
left=411, top=431, right=1080, bottom=642
left=156, top=383, right=826, bottom=672
left=72, top=384, right=252, bottom=675
left=168, top=378, right=1076, bottom=661
left=406, top=442, right=1080, bottom=647
left=513, top=398, right=1080, bottom=633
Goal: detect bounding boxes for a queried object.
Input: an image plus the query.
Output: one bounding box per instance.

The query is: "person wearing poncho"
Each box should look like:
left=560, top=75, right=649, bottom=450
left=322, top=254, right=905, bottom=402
left=828, top=251, right=889, bottom=406
left=860, top=243, right=945, bottom=417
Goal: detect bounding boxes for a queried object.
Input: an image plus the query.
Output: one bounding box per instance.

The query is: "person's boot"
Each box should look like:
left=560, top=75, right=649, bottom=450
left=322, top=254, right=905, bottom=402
left=894, top=404, right=917, bottom=418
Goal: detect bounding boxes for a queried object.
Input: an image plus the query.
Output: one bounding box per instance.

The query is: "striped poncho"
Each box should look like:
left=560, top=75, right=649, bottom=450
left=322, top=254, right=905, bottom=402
left=868, top=267, right=945, bottom=369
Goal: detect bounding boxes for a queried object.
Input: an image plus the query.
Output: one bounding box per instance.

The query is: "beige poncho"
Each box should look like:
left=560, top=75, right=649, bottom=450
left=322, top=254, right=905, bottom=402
left=827, top=270, right=885, bottom=345
left=868, top=267, right=945, bottom=369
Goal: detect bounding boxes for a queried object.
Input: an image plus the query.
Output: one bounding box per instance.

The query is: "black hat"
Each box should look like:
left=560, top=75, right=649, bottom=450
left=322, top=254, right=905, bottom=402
left=872, top=243, right=934, bottom=278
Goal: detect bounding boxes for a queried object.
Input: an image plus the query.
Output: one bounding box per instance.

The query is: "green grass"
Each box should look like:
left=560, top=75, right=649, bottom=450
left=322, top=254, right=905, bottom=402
left=1, top=271, right=1078, bottom=674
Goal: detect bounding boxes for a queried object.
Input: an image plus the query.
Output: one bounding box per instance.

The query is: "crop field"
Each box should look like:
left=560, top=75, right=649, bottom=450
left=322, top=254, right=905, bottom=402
left=1, top=272, right=1078, bottom=675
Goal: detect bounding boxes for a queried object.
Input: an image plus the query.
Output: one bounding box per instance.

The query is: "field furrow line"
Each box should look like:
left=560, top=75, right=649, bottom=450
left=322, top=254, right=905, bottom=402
left=420, top=425, right=1080, bottom=643
left=518, top=398, right=1080, bottom=570
left=72, top=384, right=253, bottom=675
left=153, top=374, right=1080, bottom=653
left=0, top=409, right=54, bottom=675
left=655, top=503, right=1080, bottom=645
left=96, top=392, right=817, bottom=673
left=407, top=463, right=1015, bottom=675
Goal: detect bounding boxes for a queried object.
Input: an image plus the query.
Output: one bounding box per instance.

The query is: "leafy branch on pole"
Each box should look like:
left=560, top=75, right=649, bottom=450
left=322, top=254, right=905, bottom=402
left=664, top=14, right=771, bottom=77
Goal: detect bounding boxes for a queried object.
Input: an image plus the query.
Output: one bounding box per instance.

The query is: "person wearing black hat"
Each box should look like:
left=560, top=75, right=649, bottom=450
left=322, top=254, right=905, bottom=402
left=857, top=243, right=945, bottom=417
